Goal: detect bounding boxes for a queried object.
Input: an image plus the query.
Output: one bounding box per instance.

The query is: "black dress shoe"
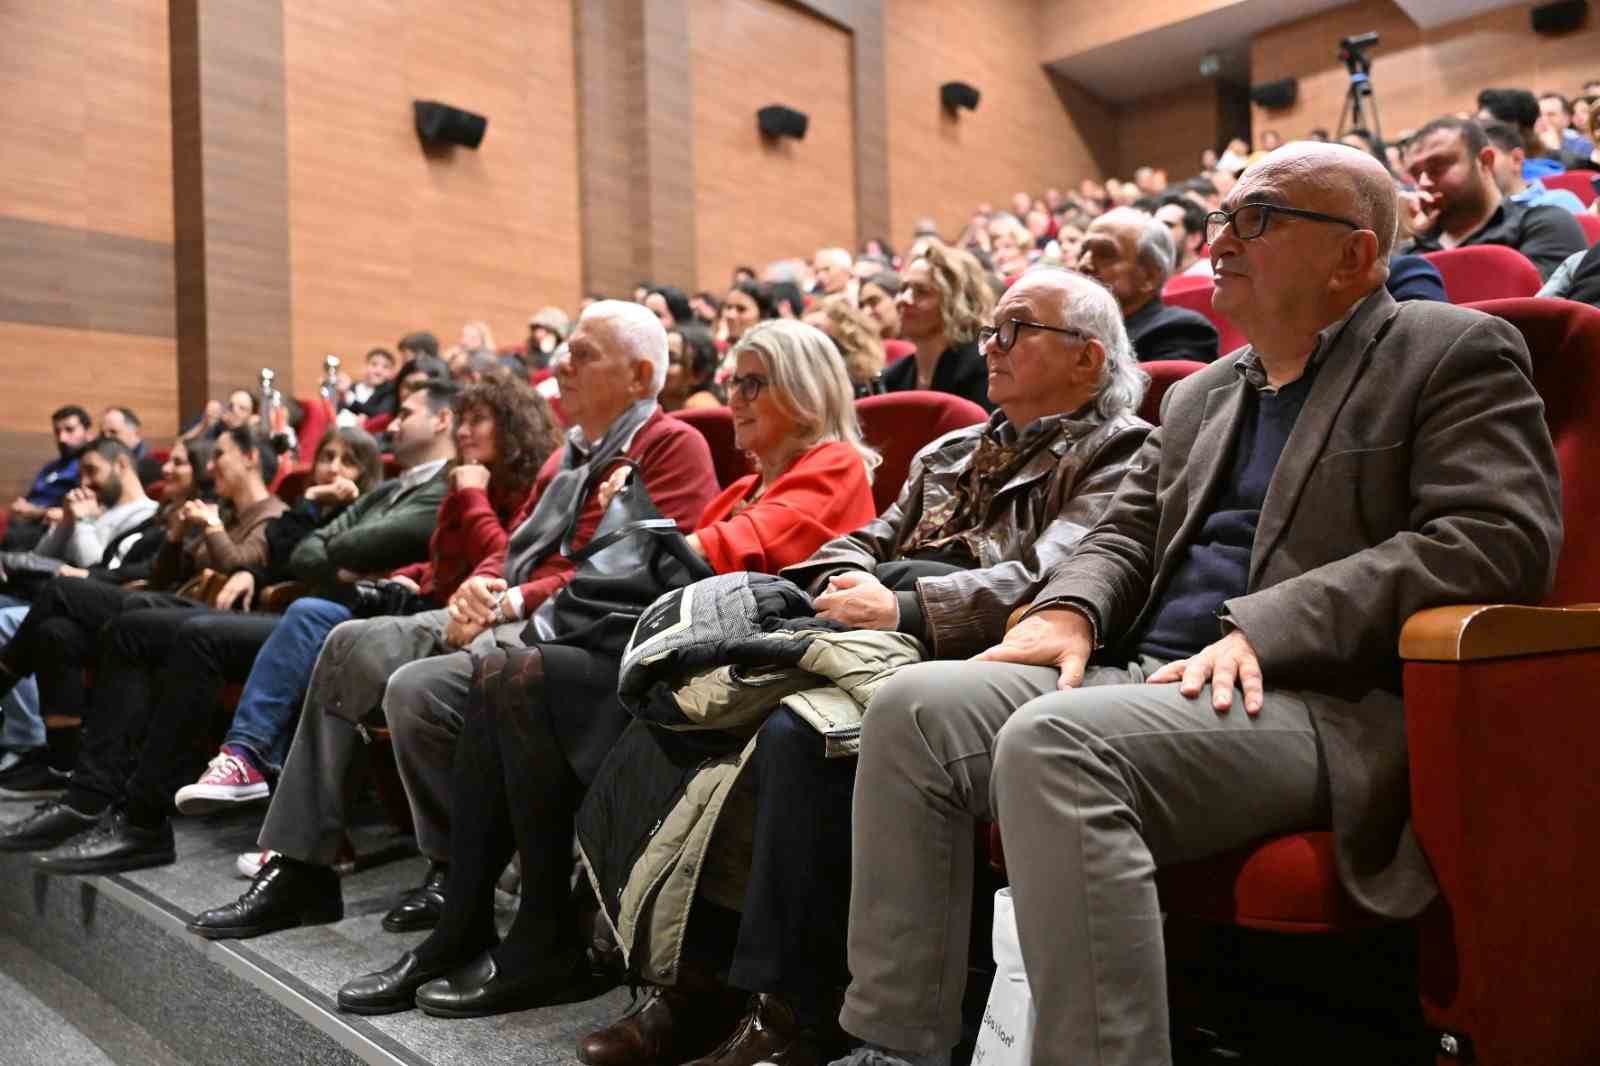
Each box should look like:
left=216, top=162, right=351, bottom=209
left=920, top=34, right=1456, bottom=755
left=187, top=854, right=343, bottom=940
left=415, top=950, right=595, bottom=1018
left=33, top=809, right=175, bottom=875
left=337, top=950, right=459, bottom=1015
left=0, top=800, right=99, bottom=853
left=382, top=860, right=448, bottom=932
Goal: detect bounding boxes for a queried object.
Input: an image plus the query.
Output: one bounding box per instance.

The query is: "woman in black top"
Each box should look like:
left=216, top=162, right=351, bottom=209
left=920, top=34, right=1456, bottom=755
left=880, top=241, right=996, bottom=412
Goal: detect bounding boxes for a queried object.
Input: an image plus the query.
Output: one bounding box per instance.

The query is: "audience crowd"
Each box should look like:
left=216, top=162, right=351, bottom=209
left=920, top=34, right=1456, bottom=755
left=0, top=68, right=1596, bottom=1066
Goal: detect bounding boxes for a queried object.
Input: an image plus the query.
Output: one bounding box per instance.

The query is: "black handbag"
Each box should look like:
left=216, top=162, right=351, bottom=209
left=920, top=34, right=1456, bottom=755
left=349, top=578, right=433, bottom=619
left=528, top=459, right=714, bottom=659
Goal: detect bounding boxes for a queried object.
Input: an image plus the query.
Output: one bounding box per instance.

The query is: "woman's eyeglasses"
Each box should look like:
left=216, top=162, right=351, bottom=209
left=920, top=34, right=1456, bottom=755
left=727, top=374, right=769, bottom=402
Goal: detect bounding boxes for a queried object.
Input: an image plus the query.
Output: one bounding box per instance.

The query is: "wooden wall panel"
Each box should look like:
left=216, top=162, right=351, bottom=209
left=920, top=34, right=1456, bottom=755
left=1250, top=1, right=1600, bottom=144
left=0, top=324, right=179, bottom=496
left=1039, top=0, right=1246, bottom=64
left=689, top=0, right=857, bottom=290
left=282, top=0, right=582, bottom=395
left=0, top=0, right=177, bottom=496
left=1112, top=83, right=1224, bottom=180
left=884, top=0, right=1115, bottom=242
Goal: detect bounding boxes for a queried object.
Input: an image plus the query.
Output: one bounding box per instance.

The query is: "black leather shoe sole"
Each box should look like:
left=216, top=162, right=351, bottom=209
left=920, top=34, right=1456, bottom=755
left=34, top=844, right=176, bottom=876
left=186, top=900, right=343, bottom=940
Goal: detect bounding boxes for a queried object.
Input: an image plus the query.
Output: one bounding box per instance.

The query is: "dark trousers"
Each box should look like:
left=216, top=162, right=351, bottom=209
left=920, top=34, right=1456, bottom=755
left=0, top=577, right=185, bottom=721
left=723, top=707, right=856, bottom=1026
left=414, top=645, right=619, bottom=978
left=119, top=611, right=282, bottom=821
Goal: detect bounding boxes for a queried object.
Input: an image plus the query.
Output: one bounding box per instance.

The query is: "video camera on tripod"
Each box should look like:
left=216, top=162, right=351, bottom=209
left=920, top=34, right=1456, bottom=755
left=1335, top=31, right=1385, bottom=150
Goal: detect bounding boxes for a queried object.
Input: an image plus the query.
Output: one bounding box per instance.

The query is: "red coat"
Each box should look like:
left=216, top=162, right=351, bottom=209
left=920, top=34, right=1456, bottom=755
left=391, top=479, right=526, bottom=603
left=471, top=408, right=719, bottom=614
left=695, top=440, right=877, bottom=574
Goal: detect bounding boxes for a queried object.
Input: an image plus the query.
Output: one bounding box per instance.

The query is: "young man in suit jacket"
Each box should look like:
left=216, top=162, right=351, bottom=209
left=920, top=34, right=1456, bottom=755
left=830, top=143, right=1563, bottom=1066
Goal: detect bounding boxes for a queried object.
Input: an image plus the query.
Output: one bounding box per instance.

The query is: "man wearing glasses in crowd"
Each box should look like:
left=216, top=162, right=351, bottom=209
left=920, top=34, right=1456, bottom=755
left=827, top=141, right=1562, bottom=1066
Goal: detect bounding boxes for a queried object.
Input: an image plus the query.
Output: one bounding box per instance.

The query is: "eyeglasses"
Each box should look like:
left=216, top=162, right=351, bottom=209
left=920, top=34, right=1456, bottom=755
left=978, top=319, right=1091, bottom=353
left=1203, top=202, right=1361, bottom=245
left=727, top=374, right=769, bottom=403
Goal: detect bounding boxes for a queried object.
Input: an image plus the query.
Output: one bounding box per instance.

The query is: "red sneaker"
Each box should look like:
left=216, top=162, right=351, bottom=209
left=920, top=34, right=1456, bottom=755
left=175, top=749, right=269, bottom=815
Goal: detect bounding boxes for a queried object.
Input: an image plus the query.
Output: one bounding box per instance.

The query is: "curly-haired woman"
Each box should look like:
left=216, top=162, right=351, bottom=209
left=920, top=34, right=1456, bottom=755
left=881, top=241, right=997, bottom=411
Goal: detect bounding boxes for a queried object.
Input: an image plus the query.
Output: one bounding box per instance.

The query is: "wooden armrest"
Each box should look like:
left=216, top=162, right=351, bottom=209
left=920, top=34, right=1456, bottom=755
left=1399, top=603, right=1600, bottom=662
left=1005, top=604, right=1030, bottom=632
left=121, top=579, right=150, bottom=591
left=259, top=581, right=311, bottom=613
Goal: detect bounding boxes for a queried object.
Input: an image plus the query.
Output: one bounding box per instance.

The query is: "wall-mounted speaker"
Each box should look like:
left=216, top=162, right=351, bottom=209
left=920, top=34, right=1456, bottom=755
left=1249, top=78, right=1298, bottom=110
left=1531, top=0, right=1587, bottom=34
left=940, top=81, right=981, bottom=112
left=757, top=105, right=809, bottom=140
left=414, top=100, right=487, bottom=148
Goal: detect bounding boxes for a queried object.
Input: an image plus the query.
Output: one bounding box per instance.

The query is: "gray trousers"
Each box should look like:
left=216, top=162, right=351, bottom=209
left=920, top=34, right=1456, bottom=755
left=840, top=657, right=1331, bottom=1066
left=257, top=609, right=525, bottom=865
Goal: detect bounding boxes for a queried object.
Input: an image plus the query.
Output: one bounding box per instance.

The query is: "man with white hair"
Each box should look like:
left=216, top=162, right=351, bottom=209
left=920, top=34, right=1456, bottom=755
left=830, top=142, right=1560, bottom=1066
left=574, top=269, right=1152, bottom=1066
left=812, top=247, right=854, bottom=296
left=1078, top=206, right=1221, bottom=362
left=188, top=301, right=718, bottom=941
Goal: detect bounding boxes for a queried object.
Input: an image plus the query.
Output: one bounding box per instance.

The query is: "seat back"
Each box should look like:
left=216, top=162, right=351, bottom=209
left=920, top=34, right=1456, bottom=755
left=669, top=406, right=751, bottom=489
left=882, top=338, right=915, bottom=365
left=856, top=391, right=989, bottom=514
left=1423, top=246, right=1543, bottom=303
left=1468, top=298, right=1600, bottom=604
left=1137, top=360, right=1208, bottom=425
left=1576, top=213, right=1600, bottom=247
left=1542, top=171, right=1597, bottom=207
left=294, top=395, right=332, bottom=462
left=1162, top=273, right=1214, bottom=297
left=1161, top=283, right=1248, bottom=356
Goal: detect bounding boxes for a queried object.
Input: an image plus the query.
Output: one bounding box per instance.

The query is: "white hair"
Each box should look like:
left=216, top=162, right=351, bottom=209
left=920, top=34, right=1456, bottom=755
left=1100, top=207, right=1176, bottom=281
left=579, top=299, right=668, bottom=393
left=1024, top=266, right=1148, bottom=420
left=815, top=246, right=852, bottom=270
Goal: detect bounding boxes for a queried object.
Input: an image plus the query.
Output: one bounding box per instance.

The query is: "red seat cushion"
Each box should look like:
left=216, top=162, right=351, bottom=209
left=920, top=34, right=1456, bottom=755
left=1576, top=213, right=1600, bottom=247
left=1542, top=171, right=1597, bottom=207
left=1156, top=832, right=1383, bottom=933
left=1138, top=360, right=1207, bottom=425
left=669, top=406, right=752, bottom=489
left=856, top=391, right=990, bottom=514
left=1161, top=283, right=1248, bottom=356
left=1424, top=246, right=1543, bottom=303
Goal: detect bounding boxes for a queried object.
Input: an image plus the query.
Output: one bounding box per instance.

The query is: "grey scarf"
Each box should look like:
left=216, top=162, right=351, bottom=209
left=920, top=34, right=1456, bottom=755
left=502, top=399, right=659, bottom=586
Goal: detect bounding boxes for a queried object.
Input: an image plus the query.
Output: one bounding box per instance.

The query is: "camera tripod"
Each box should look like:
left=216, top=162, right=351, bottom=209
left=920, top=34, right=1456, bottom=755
left=1336, top=35, right=1384, bottom=149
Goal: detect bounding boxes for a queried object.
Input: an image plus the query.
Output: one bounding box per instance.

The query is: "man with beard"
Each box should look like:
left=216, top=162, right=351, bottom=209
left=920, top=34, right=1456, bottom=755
left=27, top=439, right=158, bottom=569
left=3, top=406, right=93, bottom=551
left=1399, top=116, right=1587, bottom=280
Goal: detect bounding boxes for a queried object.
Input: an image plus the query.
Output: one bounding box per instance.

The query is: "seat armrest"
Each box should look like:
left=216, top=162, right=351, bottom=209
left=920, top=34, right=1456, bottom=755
left=1399, top=603, right=1600, bottom=661
left=260, top=581, right=311, bottom=613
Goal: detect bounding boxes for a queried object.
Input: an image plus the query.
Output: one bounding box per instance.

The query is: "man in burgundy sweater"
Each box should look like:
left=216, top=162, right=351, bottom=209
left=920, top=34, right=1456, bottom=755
left=189, top=301, right=718, bottom=941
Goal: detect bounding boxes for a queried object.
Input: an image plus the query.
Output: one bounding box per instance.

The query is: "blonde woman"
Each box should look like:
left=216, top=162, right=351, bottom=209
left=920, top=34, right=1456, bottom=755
left=335, top=318, right=880, bottom=1020
left=459, top=321, right=497, bottom=374
left=804, top=295, right=887, bottom=397
left=882, top=240, right=997, bottom=410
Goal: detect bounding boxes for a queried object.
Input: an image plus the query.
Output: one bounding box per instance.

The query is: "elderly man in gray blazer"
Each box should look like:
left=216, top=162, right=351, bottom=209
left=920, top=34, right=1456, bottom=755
left=830, top=142, right=1563, bottom=1066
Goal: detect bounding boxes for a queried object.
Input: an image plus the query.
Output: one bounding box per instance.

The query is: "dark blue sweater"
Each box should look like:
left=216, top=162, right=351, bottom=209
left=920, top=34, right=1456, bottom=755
left=1136, top=371, right=1315, bottom=661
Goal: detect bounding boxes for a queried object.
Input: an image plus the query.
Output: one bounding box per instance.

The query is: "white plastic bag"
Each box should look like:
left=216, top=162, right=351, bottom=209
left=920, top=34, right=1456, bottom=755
left=970, top=887, right=1036, bottom=1066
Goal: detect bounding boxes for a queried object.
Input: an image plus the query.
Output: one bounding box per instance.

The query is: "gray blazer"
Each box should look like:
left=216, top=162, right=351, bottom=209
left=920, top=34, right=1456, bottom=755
left=1035, top=287, right=1563, bottom=919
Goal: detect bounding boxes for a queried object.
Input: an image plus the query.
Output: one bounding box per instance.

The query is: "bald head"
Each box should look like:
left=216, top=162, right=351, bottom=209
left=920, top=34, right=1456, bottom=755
left=1239, top=141, right=1398, bottom=257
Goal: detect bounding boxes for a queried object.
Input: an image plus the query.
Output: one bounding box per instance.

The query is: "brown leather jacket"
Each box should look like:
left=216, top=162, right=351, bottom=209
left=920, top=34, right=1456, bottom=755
left=782, top=407, right=1149, bottom=658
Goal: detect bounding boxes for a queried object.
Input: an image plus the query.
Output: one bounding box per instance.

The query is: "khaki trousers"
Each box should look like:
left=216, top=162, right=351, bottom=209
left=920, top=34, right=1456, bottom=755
left=840, top=657, right=1331, bottom=1066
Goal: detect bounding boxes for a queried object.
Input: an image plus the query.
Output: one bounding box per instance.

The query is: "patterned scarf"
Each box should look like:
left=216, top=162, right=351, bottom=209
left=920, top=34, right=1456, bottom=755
left=901, top=422, right=1062, bottom=559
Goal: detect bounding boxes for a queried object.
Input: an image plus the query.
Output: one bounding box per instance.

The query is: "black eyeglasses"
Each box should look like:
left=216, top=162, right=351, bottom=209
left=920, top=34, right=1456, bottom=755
left=727, top=374, right=769, bottom=402
left=1203, top=202, right=1361, bottom=245
left=978, top=319, right=1091, bottom=353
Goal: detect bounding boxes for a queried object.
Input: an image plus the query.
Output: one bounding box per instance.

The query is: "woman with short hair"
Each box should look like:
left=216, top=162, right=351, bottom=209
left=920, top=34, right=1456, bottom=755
left=336, top=319, right=880, bottom=1020
left=881, top=241, right=997, bottom=411
left=662, top=324, right=726, bottom=411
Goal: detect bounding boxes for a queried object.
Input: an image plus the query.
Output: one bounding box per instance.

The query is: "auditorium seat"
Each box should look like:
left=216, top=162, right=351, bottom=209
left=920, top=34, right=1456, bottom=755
left=1137, top=360, right=1208, bottom=425
left=883, top=338, right=915, bottom=364
left=1423, top=246, right=1543, bottom=303
left=856, top=391, right=989, bottom=514
left=1576, top=212, right=1600, bottom=247
left=992, top=298, right=1600, bottom=1066
left=669, top=406, right=751, bottom=488
left=1160, top=282, right=1248, bottom=356
left=1162, top=273, right=1214, bottom=297
left=362, top=412, right=393, bottom=435
left=1541, top=171, right=1596, bottom=208
left=293, top=396, right=332, bottom=462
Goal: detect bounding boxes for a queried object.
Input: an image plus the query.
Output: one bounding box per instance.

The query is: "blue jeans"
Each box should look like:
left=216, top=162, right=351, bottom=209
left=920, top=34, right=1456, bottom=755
left=0, top=604, right=44, bottom=752
left=223, top=597, right=352, bottom=771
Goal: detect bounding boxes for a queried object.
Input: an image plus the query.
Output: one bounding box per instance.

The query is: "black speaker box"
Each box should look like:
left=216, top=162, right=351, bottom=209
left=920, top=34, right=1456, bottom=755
left=414, top=100, right=487, bottom=149
left=941, top=81, right=981, bottom=111
left=757, top=105, right=809, bottom=140
left=1531, top=0, right=1587, bottom=33
left=1249, top=78, right=1298, bottom=110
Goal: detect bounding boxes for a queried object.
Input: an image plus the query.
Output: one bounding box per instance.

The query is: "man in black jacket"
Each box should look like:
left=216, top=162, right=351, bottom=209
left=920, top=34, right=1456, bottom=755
left=1077, top=208, right=1220, bottom=362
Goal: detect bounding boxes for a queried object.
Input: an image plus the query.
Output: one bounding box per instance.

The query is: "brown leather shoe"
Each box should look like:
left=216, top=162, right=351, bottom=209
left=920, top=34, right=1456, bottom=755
left=578, top=973, right=745, bottom=1066
left=682, top=994, right=841, bottom=1066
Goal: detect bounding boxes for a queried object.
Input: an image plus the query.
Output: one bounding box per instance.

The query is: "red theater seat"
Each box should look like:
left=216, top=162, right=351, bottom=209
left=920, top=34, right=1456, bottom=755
left=992, top=299, right=1600, bottom=1066
left=1137, top=360, right=1207, bottom=425
left=1162, top=273, right=1214, bottom=297
left=1542, top=171, right=1596, bottom=208
left=1160, top=282, right=1247, bottom=356
left=1576, top=213, right=1600, bottom=247
left=1423, top=246, right=1543, bottom=303
left=669, top=406, right=751, bottom=489
left=294, top=396, right=332, bottom=459
left=856, top=391, right=989, bottom=514
left=882, top=339, right=915, bottom=365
